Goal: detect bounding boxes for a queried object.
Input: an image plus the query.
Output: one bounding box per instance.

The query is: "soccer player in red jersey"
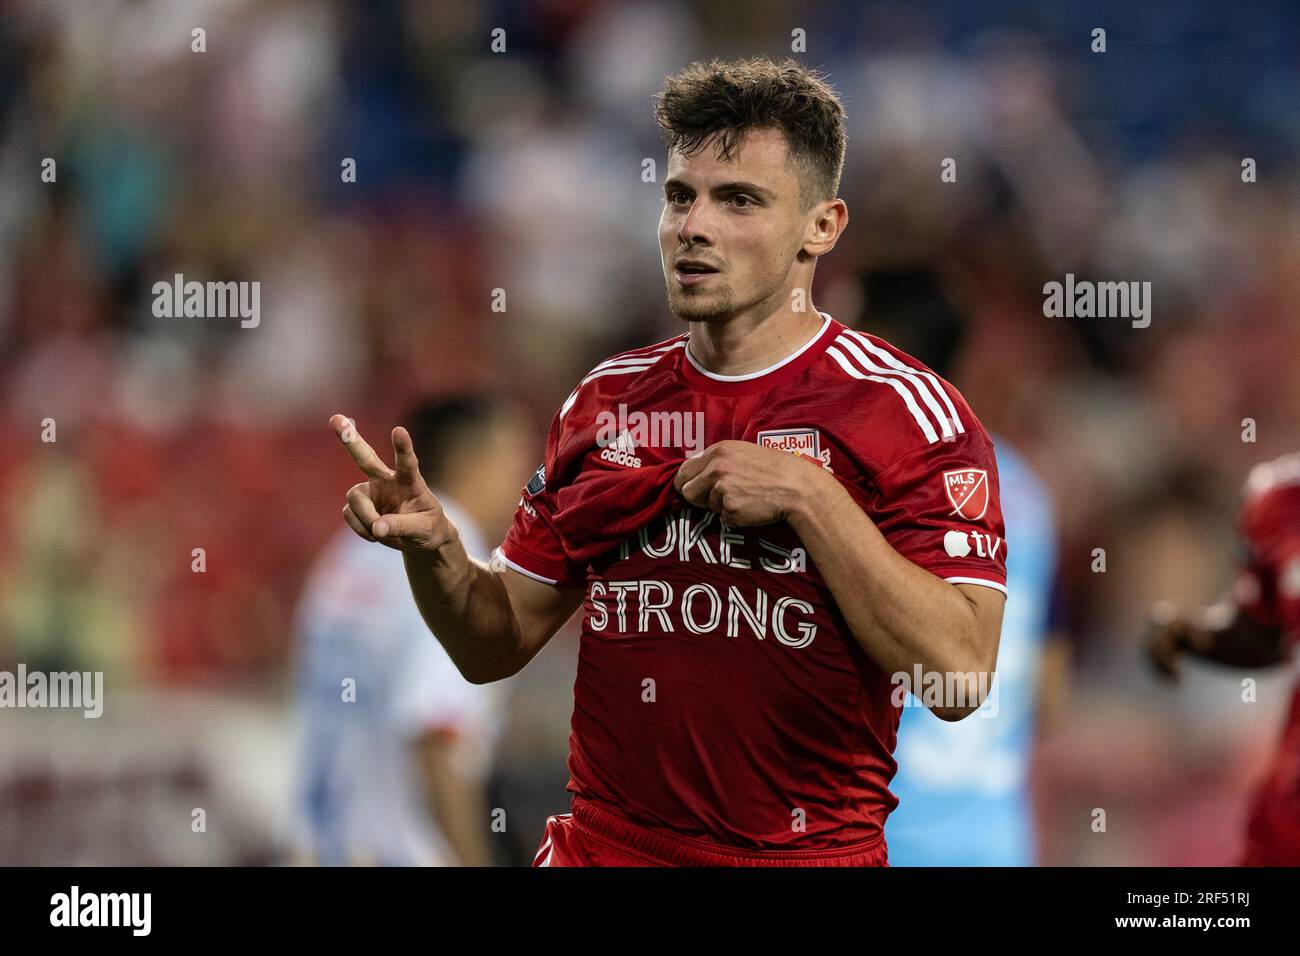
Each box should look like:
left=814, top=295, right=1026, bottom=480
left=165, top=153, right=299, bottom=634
left=1147, top=452, right=1300, bottom=866
left=330, top=57, right=1006, bottom=866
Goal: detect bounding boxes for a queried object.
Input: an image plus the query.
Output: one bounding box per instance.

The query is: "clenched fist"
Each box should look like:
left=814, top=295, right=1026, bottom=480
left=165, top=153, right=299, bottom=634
left=673, top=439, right=833, bottom=527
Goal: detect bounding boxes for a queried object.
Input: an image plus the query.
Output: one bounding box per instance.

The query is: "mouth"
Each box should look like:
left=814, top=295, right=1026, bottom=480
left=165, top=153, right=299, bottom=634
left=673, top=260, right=721, bottom=286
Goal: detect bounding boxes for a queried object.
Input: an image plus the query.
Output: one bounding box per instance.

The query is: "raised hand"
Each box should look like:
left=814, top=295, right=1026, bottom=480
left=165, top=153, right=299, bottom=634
left=330, top=414, right=457, bottom=554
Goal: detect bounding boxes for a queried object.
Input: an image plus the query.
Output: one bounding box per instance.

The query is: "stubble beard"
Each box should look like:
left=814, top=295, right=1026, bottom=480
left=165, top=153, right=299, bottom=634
left=666, top=279, right=741, bottom=324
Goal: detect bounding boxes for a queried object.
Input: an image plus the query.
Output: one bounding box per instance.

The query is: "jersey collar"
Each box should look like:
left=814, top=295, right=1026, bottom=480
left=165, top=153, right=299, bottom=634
left=680, top=311, right=838, bottom=395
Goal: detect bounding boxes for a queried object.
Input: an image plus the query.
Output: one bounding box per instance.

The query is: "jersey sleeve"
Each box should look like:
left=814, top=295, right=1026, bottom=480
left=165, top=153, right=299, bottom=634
left=1237, top=535, right=1300, bottom=641
left=869, top=430, right=1008, bottom=594
left=1277, top=545, right=1300, bottom=639
left=495, top=405, right=587, bottom=588
left=1239, top=481, right=1300, bottom=640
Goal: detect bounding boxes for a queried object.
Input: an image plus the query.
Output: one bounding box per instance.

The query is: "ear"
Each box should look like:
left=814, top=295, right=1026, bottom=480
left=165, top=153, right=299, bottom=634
left=803, top=197, right=849, bottom=257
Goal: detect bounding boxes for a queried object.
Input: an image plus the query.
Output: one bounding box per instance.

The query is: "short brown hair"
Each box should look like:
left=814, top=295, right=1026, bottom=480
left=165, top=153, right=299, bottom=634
left=653, top=57, right=847, bottom=210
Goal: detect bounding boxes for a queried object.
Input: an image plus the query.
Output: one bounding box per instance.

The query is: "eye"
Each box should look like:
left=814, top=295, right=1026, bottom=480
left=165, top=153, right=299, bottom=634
left=730, top=194, right=757, bottom=208
left=667, top=190, right=692, bottom=205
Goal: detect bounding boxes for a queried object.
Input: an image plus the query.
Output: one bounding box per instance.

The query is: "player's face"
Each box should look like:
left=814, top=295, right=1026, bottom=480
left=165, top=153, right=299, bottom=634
left=659, top=128, right=812, bottom=323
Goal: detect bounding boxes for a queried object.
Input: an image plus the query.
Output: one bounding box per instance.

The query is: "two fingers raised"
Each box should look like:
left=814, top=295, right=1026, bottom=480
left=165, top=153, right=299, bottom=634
left=331, top=414, right=426, bottom=488
left=332, top=414, right=395, bottom=480
left=332, top=414, right=433, bottom=545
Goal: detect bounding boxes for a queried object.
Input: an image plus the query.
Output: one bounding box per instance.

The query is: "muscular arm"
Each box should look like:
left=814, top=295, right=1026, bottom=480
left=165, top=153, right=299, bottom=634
left=786, top=470, right=1004, bottom=720
left=676, top=441, right=1004, bottom=720
left=402, top=545, right=583, bottom=684
left=331, top=414, right=583, bottom=685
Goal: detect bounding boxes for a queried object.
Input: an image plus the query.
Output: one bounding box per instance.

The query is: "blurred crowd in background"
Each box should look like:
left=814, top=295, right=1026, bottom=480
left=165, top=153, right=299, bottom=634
left=1, top=0, right=1299, bottom=865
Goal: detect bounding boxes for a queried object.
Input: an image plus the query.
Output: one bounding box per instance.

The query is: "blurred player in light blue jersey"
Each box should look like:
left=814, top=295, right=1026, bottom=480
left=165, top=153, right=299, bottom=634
left=290, top=396, right=533, bottom=865
left=887, top=438, right=1057, bottom=865
left=853, top=265, right=1060, bottom=866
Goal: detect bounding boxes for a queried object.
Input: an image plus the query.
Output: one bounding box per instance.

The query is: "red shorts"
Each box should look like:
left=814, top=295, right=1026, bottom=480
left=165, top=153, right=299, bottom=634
left=1239, top=765, right=1300, bottom=865
left=532, top=795, right=889, bottom=867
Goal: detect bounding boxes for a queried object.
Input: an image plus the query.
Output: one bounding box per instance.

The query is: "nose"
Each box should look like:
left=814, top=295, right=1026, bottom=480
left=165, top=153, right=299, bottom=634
left=677, top=196, right=713, bottom=247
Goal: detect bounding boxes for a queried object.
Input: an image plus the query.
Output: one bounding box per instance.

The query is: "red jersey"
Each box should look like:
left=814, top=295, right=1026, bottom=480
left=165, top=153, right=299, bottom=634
left=497, top=312, right=1007, bottom=852
left=1236, top=454, right=1300, bottom=864
left=1238, top=454, right=1300, bottom=641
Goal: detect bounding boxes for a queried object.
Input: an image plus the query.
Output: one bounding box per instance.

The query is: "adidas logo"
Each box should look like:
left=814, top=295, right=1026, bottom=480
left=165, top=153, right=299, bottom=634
left=599, top=429, right=642, bottom=468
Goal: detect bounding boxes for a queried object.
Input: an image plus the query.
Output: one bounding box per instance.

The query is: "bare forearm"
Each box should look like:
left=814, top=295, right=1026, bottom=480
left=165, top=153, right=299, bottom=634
left=331, top=414, right=556, bottom=683
left=402, top=539, right=528, bottom=683
left=1186, top=601, right=1286, bottom=668
left=433, top=776, right=493, bottom=866
left=414, top=734, right=494, bottom=866
left=786, top=472, right=992, bottom=679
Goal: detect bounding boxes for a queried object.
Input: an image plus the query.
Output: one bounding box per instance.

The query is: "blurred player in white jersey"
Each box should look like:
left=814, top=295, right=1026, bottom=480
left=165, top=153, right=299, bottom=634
left=291, top=396, right=533, bottom=865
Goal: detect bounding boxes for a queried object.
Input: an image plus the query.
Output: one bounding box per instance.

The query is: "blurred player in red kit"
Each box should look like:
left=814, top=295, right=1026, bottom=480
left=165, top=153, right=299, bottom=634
left=330, top=57, right=1006, bottom=866
left=1148, top=452, right=1300, bottom=865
